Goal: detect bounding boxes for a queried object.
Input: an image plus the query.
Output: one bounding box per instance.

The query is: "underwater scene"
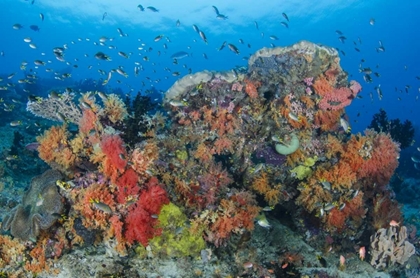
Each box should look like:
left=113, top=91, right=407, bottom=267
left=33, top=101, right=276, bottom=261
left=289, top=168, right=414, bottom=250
left=0, top=0, right=419, bottom=277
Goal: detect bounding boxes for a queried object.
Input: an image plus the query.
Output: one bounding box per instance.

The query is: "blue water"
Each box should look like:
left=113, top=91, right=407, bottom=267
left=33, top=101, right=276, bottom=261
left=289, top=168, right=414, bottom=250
left=1, top=0, right=419, bottom=135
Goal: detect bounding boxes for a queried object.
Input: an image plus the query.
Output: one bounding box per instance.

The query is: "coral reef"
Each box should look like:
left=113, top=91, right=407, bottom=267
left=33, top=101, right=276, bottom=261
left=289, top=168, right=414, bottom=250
left=1, top=41, right=411, bottom=277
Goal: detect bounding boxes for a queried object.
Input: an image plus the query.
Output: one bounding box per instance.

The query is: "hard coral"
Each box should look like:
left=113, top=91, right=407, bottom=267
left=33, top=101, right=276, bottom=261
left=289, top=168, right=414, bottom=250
left=2, top=170, right=63, bottom=241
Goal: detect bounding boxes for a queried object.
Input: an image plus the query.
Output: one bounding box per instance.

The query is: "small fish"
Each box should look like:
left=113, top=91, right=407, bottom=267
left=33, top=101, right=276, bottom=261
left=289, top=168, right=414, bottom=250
left=363, top=74, right=373, bottom=83
left=154, top=34, right=164, bottom=42
left=369, top=18, right=375, bottom=25
left=12, top=23, right=23, bottom=30
left=256, top=214, right=271, bottom=228
left=39, top=13, right=44, bottom=21
left=282, top=12, right=289, bottom=22
left=253, top=163, right=265, bottom=174
left=137, top=4, right=144, bottom=11
left=411, top=155, right=420, bottom=163
left=24, top=37, right=32, bottom=43
left=228, top=44, right=240, bottom=54
left=375, top=85, right=383, bottom=100
left=321, top=180, right=331, bottom=190
left=147, top=6, right=159, bottom=12
left=218, top=41, right=227, bottom=51
left=254, top=21, right=259, bottom=30
left=176, top=19, right=180, bottom=27
left=29, top=43, right=37, bottom=49
left=269, top=35, right=279, bottom=40
left=324, top=203, right=335, bottom=211
left=94, top=52, right=112, bottom=61
left=280, top=22, right=288, bottom=28
left=97, top=91, right=108, bottom=100
left=262, top=206, right=274, bottom=212
left=202, top=53, right=208, bottom=59
left=92, top=201, right=112, bottom=214
left=5, top=155, right=18, bottom=161
left=192, top=24, right=200, bottom=33
left=288, top=112, right=300, bottom=122
left=169, top=100, right=188, bottom=107
left=10, top=120, right=22, bottom=126
left=199, top=30, right=207, bottom=44
left=339, top=203, right=346, bottom=211
left=340, top=118, right=351, bottom=133
left=118, top=51, right=129, bottom=59
left=212, top=5, right=220, bottom=15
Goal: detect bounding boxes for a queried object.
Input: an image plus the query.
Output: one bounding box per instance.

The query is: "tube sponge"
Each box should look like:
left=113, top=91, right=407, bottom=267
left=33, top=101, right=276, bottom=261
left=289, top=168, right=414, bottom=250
left=275, top=133, right=299, bottom=155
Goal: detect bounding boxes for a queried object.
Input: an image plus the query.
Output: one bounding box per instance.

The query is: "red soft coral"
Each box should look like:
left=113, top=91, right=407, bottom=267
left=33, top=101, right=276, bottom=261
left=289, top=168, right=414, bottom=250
left=116, top=168, right=140, bottom=204
left=358, top=130, right=400, bottom=186
left=124, top=177, right=169, bottom=246
left=99, top=134, right=127, bottom=181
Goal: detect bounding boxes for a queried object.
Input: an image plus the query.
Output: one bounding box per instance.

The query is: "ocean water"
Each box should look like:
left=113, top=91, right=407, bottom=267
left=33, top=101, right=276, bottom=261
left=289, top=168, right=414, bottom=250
left=0, top=0, right=419, bottom=276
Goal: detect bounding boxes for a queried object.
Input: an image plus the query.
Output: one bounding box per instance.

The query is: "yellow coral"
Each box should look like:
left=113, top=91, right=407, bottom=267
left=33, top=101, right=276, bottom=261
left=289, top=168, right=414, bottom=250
left=102, top=93, right=128, bottom=123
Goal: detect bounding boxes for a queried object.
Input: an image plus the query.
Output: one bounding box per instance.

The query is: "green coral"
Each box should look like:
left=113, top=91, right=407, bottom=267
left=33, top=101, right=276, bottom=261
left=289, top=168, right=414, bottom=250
left=149, top=203, right=205, bottom=257
left=290, top=156, right=317, bottom=180
left=290, top=165, right=312, bottom=180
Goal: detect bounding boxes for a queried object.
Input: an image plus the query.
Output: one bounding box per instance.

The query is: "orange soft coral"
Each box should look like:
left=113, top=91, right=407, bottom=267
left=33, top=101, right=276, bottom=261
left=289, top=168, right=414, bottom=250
left=356, top=130, right=400, bottom=186
left=314, top=109, right=342, bottom=132
left=312, top=75, right=334, bottom=97
left=79, top=108, right=98, bottom=134
left=101, top=93, right=128, bottom=123
left=244, top=79, right=260, bottom=98
left=37, top=125, right=77, bottom=171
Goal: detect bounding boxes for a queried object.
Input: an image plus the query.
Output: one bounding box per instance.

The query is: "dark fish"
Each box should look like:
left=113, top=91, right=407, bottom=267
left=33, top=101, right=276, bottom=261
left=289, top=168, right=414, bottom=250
left=192, top=24, right=199, bottom=33
left=176, top=19, right=180, bottom=27
left=212, top=5, right=220, bottom=15
left=228, top=44, right=240, bottom=54
left=355, top=47, right=360, bottom=52
left=282, top=12, right=289, bottom=22
left=147, top=6, right=159, bottom=12
left=336, top=30, right=343, bottom=35
left=94, top=52, right=111, bottom=61
left=254, top=21, right=259, bottom=30
left=203, top=53, right=208, bottom=59
left=30, top=25, right=40, bottom=31
left=137, top=4, right=144, bottom=11
left=102, top=12, right=107, bottom=21
left=218, top=41, right=227, bottom=51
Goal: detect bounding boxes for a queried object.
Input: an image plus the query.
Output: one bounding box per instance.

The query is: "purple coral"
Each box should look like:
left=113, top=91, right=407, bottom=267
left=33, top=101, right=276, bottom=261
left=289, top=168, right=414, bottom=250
left=255, top=146, right=287, bottom=166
